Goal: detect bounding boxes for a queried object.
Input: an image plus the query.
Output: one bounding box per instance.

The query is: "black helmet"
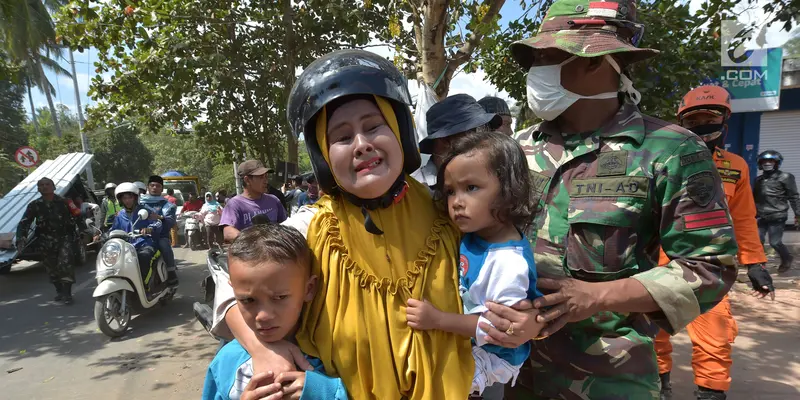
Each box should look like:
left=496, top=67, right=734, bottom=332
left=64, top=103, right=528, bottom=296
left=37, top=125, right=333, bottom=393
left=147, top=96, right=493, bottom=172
left=758, top=150, right=783, bottom=169
left=477, top=96, right=511, bottom=117
left=287, top=49, right=420, bottom=196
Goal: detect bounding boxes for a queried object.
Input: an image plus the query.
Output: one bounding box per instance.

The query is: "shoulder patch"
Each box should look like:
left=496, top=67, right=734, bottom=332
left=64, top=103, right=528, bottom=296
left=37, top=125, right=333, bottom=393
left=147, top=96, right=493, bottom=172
left=718, top=168, right=741, bottom=184
left=683, top=210, right=730, bottom=231
left=680, top=150, right=712, bottom=166
left=686, top=171, right=717, bottom=207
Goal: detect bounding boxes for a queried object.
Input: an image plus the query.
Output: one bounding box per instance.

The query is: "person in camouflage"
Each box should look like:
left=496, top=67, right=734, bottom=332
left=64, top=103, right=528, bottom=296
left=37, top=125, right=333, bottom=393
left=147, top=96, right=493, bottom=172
left=480, top=0, right=740, bottom=399
left=15, top=178, right=77, bottom=305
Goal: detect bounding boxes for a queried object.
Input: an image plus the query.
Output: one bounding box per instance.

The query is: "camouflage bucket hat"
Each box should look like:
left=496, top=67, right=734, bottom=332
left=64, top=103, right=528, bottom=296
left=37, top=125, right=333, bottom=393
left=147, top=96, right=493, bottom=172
left=510, top=0, right=659, bottom=69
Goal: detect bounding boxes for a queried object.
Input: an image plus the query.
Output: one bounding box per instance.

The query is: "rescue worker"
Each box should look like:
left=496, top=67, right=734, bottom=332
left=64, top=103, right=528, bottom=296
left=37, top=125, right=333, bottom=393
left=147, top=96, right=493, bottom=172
left=15, top=178, right=76, bottom=305
left=478, top=95, right=514, bottom=136
left=754, top=150, right=800, bottom=273
left=101, top=182, right=121, bottom=230
left=498, top=1, right=739, bottom=398
left=655, top=85, right=773, bottom=400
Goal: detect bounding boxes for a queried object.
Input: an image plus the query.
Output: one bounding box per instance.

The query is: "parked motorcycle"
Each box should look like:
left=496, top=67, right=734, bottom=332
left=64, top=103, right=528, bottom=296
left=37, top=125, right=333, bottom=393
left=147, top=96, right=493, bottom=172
left=193, top=244, right=228, bottom=350
left=93, top=209, right=177, bottom=337
left=182, top=211, right=205, bottom=250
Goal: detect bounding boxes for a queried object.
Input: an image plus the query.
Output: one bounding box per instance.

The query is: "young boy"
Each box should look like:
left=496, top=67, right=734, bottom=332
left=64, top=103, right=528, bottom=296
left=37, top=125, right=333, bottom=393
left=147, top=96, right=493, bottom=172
left=202, top=224, right=347, bottom=400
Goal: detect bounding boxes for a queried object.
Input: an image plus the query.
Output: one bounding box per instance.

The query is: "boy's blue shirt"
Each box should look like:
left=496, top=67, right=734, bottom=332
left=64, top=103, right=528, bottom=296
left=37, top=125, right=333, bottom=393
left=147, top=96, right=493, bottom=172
left=202, top=340, right=347, bottom=400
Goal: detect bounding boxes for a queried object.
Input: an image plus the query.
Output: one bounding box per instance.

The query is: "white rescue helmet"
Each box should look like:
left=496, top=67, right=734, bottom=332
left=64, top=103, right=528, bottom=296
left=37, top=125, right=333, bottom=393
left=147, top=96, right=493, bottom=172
left=104, top=182, right=117, bottom=190
left=115, top=182, right=140, bottom=202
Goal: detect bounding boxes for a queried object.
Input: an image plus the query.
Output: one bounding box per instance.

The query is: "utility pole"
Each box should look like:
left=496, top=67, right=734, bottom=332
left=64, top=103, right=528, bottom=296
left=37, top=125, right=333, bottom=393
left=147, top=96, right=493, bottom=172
left=68, top=50, right=95, bottom=189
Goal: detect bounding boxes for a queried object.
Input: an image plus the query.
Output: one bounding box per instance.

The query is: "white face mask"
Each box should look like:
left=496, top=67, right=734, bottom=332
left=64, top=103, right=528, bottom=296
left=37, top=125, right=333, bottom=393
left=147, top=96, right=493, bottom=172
left=526, top=55, right=642, bottom=121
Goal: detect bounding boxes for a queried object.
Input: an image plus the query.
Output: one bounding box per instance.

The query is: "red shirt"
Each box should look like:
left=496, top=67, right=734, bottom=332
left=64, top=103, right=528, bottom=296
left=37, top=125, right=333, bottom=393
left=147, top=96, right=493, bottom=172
left=165, top=195, right=177, bottom=204
left=182, top=199, right=203, bottom=212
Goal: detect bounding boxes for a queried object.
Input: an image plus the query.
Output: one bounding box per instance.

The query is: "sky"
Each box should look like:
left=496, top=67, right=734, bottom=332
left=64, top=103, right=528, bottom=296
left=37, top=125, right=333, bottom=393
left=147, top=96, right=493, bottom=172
left=24, top=0, right=796, bottom=123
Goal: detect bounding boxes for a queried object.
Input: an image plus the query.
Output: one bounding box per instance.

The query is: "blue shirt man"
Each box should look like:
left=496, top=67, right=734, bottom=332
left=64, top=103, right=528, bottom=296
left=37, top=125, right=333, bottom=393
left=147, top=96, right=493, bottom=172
left=139, top=175, right=179, bottom=286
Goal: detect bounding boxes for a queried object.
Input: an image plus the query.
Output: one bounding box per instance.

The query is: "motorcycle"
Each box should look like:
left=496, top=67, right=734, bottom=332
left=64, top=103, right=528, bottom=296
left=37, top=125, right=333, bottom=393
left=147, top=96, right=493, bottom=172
left=193, top=244, right=229, bottom=351
left=92, top=209, right=177, bottom=337
left=182, top=211, right=205, bottom=250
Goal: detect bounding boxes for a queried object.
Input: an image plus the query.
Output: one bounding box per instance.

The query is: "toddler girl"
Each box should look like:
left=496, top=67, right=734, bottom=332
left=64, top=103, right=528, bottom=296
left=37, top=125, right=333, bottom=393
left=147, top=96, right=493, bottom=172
left=406, top=130, right=543, bottom=395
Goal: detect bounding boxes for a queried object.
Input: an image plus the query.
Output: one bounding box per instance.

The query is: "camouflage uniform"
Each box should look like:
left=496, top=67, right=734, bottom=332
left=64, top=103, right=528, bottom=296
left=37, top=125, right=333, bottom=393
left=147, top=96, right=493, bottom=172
left=505, top=0, right=739, bottom=398
left=16, top=195, right=76, bottom=284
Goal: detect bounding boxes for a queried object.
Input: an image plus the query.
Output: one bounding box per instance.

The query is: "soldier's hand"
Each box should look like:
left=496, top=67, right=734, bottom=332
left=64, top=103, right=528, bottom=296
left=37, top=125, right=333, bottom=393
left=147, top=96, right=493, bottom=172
left=746, top=264, right=775, bottom=300
left=533, top=278, right=604, bottom=338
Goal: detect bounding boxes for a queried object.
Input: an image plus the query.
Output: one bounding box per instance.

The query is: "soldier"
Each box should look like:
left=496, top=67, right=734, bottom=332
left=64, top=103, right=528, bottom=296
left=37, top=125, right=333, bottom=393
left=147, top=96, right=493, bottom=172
left=655, top=85, right=772, bottom=400
left=489, top=0, right=739, bottom=398
left=478, top=96, right=514, bottom=136
left=15, top=178, right=77, bottom=305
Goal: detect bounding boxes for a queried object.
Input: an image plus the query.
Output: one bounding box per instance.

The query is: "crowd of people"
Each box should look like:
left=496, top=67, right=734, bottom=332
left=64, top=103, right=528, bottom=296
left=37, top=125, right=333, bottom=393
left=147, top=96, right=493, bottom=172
left=11, top=0, right=800, bottom=398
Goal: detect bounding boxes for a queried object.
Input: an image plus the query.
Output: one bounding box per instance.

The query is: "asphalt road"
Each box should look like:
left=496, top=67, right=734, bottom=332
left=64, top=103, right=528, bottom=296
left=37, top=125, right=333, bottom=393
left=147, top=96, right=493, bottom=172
left=0, top=247, right=218, bottom=400
left=1, top=246, right=797, bottom=399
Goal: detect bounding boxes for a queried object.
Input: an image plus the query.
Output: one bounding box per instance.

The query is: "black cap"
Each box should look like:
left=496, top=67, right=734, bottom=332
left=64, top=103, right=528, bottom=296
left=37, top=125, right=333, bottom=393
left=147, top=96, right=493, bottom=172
left=148, top=175, right=164, bottom=185
left=419, top=94, right=501, bottom=154
left=478, top=96, right=511, bottom=116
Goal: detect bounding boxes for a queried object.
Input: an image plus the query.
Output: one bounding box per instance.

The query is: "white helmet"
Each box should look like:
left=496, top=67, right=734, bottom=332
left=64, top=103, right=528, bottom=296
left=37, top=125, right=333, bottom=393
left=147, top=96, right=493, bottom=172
left=115, top=182, right=139, bottom=202
left=104, top=182, right=117, bottom=190
left=133, top=181, right=147, bottom=193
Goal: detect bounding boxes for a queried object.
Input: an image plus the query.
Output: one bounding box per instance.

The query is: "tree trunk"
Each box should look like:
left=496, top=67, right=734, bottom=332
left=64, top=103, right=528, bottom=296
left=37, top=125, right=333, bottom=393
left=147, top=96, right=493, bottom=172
left=416, top=0, right=449, bottom=99
left=283, top=0, right=298, bottom=169
left=36, top=57, right=62, bottom=138
left=415, top=0, right=506, bottom=99
left=26, top=78, right=40, bottom=136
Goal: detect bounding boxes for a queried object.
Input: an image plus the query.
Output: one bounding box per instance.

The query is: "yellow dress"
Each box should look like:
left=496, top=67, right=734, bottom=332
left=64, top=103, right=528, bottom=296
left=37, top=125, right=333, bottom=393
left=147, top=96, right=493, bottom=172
left=296, top=178, right=474, bottom=399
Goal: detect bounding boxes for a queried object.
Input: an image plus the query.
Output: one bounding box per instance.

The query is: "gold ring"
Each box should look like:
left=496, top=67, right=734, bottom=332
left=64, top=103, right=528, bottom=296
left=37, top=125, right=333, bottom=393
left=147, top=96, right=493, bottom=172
left=505, top=324, right=514, bottom=336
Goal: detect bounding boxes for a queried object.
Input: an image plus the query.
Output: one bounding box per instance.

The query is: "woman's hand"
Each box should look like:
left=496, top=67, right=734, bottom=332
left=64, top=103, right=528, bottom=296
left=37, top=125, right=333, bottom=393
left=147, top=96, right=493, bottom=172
left=276, top=371, right=307, bottom=400
left=241, top=371, right=284, bottom=400
left=250, top=340, right=313, bottom=377
left=532, top=278, right=603, bottom=337
left=406, top=299, right=443, bottom=330
left=478, top=300, right=545, bottom=348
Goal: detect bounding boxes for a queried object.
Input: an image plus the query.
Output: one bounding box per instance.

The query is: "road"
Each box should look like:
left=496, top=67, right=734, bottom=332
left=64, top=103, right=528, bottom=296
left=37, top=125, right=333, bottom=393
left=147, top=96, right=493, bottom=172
left=1, top=247, right=798, bottom=399
left=0, top=247, right=218, bottom=400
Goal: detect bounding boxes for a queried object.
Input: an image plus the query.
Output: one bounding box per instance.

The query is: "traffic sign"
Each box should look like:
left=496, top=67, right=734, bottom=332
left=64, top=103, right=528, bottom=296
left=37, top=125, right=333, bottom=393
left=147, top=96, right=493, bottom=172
left=14, top=146, right=39, bottom=168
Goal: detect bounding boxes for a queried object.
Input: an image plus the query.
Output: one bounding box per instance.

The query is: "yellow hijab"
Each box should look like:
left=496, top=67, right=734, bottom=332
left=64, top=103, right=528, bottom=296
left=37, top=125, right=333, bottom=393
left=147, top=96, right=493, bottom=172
left=296, top=96, right=473, bottom=399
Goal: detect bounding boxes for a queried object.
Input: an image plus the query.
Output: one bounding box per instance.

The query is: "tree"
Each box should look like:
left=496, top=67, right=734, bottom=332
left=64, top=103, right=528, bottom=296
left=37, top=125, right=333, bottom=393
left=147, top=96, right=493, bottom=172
left=479, top=0, right=738, bottom=121
left=0, top=53, right=28, bottom=194
left=378, top=0, right=508, bottom=99
left=57, top=0, right=389, bottom=170
left=88, top=123, right=153, bottom=185
left=0, top=0, right=71, bottom=137
left=142, top=131, right=215, bottom=185
left=784, top=28, right=800, bottom=57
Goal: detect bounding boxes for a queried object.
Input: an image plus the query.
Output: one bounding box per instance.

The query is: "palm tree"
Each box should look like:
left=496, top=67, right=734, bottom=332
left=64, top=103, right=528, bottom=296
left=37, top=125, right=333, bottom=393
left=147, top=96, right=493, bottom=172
left=0, top=0, right=70, bottom=137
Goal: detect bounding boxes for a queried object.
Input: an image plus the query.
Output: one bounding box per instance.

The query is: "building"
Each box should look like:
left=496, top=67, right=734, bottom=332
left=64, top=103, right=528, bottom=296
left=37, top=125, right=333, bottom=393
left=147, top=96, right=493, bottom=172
left=725, top=57, right=800, bottom=219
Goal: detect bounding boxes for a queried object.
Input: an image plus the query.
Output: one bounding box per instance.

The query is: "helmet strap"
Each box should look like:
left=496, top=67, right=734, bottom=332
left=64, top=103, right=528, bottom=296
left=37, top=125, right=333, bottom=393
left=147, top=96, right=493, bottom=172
left=341, top=174, right=409, bottom=235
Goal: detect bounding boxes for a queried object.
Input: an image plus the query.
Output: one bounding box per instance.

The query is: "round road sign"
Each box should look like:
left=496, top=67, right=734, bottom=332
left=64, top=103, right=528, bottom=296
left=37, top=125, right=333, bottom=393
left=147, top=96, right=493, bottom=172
left=14, top=146, right=39, bottom=168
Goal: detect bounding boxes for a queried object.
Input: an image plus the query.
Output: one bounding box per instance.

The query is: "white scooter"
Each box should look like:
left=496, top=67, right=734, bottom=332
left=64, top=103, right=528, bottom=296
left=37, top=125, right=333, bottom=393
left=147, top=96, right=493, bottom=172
left=92, top=209, right=177, bottom=337
left=182, top=211, right=205, bottom=250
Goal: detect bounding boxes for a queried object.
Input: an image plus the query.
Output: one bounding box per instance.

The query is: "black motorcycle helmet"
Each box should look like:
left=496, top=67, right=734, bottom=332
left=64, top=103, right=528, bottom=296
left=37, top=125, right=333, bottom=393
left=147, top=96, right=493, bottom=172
left=758, top=150, right=783, bottom=170
left=477, top=96, right=511, bottom=117
left=287, top=49, right=420, bottom=197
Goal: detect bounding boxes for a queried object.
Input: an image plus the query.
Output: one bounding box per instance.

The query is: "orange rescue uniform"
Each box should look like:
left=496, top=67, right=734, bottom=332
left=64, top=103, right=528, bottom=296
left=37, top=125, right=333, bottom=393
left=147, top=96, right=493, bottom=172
left=655, top=148, right=766, bottom=392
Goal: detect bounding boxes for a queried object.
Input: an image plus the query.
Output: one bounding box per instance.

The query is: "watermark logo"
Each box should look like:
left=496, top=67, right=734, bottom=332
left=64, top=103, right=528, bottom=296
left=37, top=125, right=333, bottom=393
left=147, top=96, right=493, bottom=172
left=721, top=20, right=768, bottom=67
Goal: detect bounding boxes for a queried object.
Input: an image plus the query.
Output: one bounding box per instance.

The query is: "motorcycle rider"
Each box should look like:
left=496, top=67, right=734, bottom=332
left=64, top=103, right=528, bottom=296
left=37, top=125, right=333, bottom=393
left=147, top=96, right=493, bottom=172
left=655, top=85, right=772, bottom=400
left=100, top=182, right=121, bottom=230
left=15, top=177, right=77, bottom=305
left=134, top=181, right=147, bottom=195
left=477, top=95, right=513, bottom=136
left=139, top=175, right=179, bottom=286
left=754, top=150, right=800, bottom=273
left=110, top=182, right=163, bottom=281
